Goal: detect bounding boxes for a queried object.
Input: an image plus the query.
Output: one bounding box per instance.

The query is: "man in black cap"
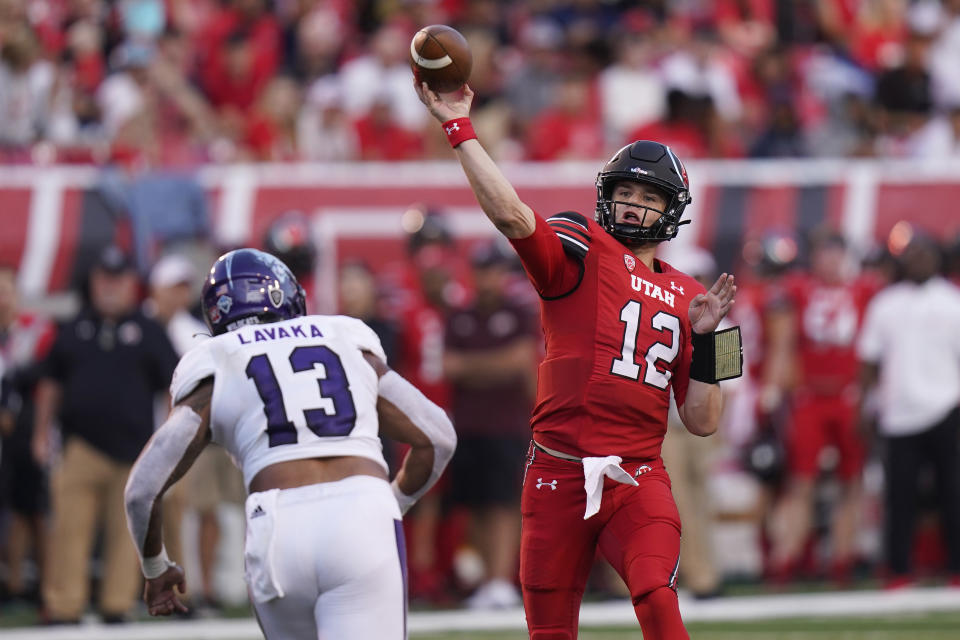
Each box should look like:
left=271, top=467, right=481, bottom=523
left=32, top=245, right=178, bottom=623
left=444, top=240, right=537, bottom=609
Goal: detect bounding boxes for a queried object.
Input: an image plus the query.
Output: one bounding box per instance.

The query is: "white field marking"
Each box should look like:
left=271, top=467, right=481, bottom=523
left=1, top=587, right=959, bottom=637
left=410, top=35, right=453, bottom=69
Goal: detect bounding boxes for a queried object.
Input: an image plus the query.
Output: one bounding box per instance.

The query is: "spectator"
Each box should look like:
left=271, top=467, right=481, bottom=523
left=0, top=23, right=54, bottom=156
left=241, top=75, right=302, bottom=161
left=872, top=26, right=938, bottom=157
left=97, top=40, right=216, bottom=166
left=598, top=31, right=666, bottom=148
left=31, top=246, right=179, bottom=623
left=282, top=4, right=344, bottom=83
left=714, top=0, right=777, bottom=60
left=297, top=76, right=359, bottom=161
left=626, top=88, right=710, bottom=159
left=502, top=19, right=566, bottom=128
left=0, top=265, right=55, bottom=605
left=930, top=0, right=960, bottom=108
left=340, top=21, right=427, bottom=133
left=444, top=241, right=537, bottom=609
left=857, top=235, right=960, bottom=588
left=525, top=75, right=603, bottom=161
left=354, top=93, right=422, bottom=161
left=44, top=21, right=107, bottom=156
left=749, top=99, right=807, bottom=157
left=197, top=0, right=280, bottom=114
left=660, top=28, right=744, bottom=130
left=848, top=0, right=908, bottom=72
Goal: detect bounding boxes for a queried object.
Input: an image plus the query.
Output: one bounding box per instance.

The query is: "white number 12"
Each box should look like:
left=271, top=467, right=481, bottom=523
left=611, top=300, right=681, bottom=390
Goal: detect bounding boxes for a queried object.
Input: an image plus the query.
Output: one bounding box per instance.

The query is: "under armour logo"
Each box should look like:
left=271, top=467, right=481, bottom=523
left=634, top=464, right=652, bottom=478
left=670, top=282, right=684, bottom=295
left=445, top=123, right=460, bottom=134
left=536, top=478, right=557, bottom=490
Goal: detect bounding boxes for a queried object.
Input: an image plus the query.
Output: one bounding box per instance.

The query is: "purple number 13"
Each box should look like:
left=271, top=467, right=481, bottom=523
left=245, top=345, right=357, bottom=447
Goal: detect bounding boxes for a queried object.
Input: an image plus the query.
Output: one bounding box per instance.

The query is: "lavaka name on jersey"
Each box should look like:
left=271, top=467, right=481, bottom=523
left=236, top=322, right=325, bottom=345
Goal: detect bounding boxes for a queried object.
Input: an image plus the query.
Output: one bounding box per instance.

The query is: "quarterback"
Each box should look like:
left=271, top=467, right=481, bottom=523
left=416, top=81, right=741, bottom=639
left=124, top=249, right=456, bottom=639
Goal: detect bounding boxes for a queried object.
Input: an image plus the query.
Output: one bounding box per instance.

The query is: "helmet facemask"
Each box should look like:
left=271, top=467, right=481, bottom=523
left=596, top=177, right=688, bottom=245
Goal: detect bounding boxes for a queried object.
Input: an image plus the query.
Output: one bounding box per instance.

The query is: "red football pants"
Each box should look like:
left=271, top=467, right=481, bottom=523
left=520, top=445, right=688, bottom=639
left=787, top=393, right=863, bottom=480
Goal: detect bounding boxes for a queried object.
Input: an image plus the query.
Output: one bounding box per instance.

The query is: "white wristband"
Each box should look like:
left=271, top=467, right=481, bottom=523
left=142, top=547, right=175, bottom=579
left=390, top=478, right=417, bottom=515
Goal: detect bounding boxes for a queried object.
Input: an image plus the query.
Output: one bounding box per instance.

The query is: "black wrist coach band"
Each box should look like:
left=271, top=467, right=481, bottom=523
left=689, top=326, right=743, bottom=384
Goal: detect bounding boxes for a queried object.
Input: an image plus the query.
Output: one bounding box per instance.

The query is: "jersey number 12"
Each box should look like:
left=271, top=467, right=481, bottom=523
left=246, top=345, right=358, bottom=447
left=611, top=300, right=680, bottom=389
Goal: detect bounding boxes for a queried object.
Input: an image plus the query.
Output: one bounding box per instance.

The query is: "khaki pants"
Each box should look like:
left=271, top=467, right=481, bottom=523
left=661, top=426, right=720, bottom=594
left=44, top=438, right=140, bottom=620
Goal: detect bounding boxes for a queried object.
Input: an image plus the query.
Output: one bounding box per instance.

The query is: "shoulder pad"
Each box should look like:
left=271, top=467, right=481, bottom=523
left=170, top=340, right=215, bottom=405
left=332, top=316, right=387, bottom=364
left=546, top=212, right=591, bottom=261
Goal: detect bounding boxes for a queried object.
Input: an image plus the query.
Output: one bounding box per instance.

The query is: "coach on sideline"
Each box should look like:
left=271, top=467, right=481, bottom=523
left=857, top=235, right=960, bottom=588
left=32, top=246, right=179, bottom=623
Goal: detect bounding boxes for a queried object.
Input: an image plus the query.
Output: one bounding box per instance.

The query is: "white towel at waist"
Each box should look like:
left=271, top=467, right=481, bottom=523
left=581, top=455, right=639, bottom=519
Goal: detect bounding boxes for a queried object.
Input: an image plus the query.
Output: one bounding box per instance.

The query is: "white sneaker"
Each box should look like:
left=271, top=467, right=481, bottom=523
left=465, top=579, right=521, bottom=610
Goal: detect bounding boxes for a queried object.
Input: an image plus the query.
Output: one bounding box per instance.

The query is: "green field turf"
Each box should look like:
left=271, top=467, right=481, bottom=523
left=414, top=611, right=960, bottom=639
left=2, top=604, right=959, bottom=639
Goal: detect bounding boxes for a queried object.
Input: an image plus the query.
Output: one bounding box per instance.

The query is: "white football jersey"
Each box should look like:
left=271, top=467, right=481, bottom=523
left=170, top=315, right=388, bottom=489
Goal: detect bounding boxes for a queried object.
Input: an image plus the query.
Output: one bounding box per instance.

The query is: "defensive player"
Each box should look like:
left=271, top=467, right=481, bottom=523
left=416, top=81, right=740, bottom=639
left=124, top=249, right=456, bottom=639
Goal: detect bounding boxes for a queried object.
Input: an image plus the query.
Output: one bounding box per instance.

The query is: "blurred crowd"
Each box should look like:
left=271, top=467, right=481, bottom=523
left=3, top=206, right=960, bottom=624
left=1, top=0, right=960, bottom=166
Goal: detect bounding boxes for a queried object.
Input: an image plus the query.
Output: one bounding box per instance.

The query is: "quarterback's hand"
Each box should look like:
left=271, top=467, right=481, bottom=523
left=144, top=564, right=189, bottom=616
left=689, top=273, right=736, bottom=334
left=414, top=79, right=474, bottom=122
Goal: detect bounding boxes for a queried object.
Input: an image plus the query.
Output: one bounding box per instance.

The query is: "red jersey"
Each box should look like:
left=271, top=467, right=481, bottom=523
left=510, top=212, right=705, bottom=460
left=785, top=273, right=876, bottom=393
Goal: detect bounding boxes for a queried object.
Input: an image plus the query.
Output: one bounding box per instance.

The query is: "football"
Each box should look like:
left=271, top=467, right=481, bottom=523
left=409, top=24, right=472, bottom=94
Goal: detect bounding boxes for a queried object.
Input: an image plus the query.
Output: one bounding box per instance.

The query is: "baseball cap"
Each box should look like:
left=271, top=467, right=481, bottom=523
left=95, top=245, right=134, bottom=274
left=150, top=254, right=196, bottom=289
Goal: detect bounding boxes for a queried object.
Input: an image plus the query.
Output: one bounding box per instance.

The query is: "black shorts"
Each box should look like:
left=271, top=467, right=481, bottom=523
left=449, top=435, right=529, bottom=508
left=0, top=438, right=48, bottom=515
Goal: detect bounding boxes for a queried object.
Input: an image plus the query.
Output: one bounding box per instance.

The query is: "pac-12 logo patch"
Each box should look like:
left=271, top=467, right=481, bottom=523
left=623, top=254, right=636, bottom=272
